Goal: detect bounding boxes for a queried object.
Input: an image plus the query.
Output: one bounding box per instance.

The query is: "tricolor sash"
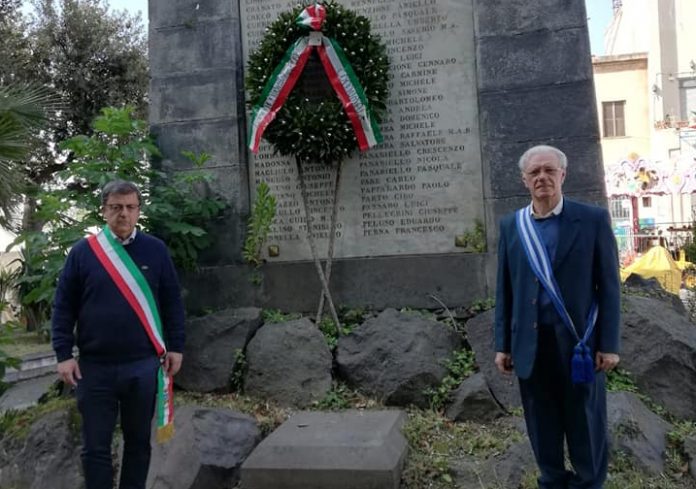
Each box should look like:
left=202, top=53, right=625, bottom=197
left=87, top=226, right=174, bottom=442
left=515, top=206, right=598, bottom=384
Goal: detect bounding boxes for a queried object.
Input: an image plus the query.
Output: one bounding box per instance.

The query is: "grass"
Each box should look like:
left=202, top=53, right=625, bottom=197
left=1, top=384, right=694, bottom=489
left=401, top=409, right=525, bottom=488
left=1, top=330, right=51, bottom=358
left=0, top=395, right=79, bottom=441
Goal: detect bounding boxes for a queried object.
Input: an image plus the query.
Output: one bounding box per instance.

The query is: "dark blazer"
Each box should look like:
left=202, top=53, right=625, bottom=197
left=494, top=198, right=621, bottom=380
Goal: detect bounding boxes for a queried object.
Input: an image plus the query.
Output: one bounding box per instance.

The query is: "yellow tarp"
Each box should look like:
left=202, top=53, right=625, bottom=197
left=674, top=248, right=694, bottom=271
left=620, top=245, right=682, bottom=294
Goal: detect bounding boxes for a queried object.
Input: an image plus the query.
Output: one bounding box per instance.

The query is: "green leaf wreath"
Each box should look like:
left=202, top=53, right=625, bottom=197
left=245, top=0, right=390, bottom=163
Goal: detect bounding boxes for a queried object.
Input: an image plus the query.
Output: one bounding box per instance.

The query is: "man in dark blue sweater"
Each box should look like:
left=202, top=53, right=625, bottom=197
left=52, top=180, right=185, bottom=489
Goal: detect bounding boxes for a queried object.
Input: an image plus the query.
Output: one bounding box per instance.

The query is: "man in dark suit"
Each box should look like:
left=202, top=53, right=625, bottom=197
left=494, top=145, right=621, bottom=489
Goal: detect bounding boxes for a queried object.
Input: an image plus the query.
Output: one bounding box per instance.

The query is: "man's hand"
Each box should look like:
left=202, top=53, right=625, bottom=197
left=595, top=352, right=620, bottom=372
left=163, top=352, right=183, bottom=376
left=495, top=352, right=514, bottom=375
left=57, top=358, right=81, bottom=387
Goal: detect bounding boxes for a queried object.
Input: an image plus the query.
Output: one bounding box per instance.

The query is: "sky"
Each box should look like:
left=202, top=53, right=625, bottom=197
left=585, top=0, right=614, bottom=55
left=106, top=0, right=148, bottom=22
left=105, top=0, right=614, bottom=55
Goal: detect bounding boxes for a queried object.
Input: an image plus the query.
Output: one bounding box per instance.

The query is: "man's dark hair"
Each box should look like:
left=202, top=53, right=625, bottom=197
left=101, top=180, right=142, bottom=206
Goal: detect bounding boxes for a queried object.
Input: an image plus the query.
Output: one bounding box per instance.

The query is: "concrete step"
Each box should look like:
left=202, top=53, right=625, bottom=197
left=3, top=349, right=57, bottom=383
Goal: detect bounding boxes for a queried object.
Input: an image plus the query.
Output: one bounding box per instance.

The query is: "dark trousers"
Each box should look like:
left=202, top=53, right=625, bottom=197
left=76, top=356, right=159, bottom=489
left=519, top=326, right=608, bottom=489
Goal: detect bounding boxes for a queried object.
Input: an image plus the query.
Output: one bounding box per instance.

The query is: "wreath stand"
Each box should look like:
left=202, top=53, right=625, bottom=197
left=246, top=1, right=389, bottom=331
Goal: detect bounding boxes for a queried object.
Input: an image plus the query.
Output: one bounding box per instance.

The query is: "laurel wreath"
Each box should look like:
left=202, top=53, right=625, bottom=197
left=245, top=1, right=390, bottom=163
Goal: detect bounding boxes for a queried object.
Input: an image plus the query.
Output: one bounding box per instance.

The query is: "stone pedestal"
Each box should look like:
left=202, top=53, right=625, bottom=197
left=240, top=410, right=408, bottom=489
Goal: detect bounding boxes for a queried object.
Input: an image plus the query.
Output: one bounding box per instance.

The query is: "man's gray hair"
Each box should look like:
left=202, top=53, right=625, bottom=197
left=518, top=145, right=568, bottom=172
left=101, top=180, right=142, bottom=206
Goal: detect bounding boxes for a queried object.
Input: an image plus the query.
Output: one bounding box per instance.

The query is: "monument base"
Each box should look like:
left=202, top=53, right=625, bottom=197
left=182, top=253, right=491, bottom=313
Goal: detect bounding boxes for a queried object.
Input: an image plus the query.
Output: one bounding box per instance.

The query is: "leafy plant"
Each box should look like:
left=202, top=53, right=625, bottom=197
left=313, top=383, right=351, bottom=410
left=261, top=309, right=302, bottom=324
left=425, top=349, right=477, bottom=411
left=458, top=219, right=487, bottom=253
left=318, top=317, right=354, bottom=350
left=9, top=107, right=226, bottom=327
left=470, top=297, right=495, bottom=314
left=242, top=181, right=276, bottom=267
left=230, top=349, right=247, bottom=393
left=606, top=368, right=639, bottom=393
left=317, top=306, right=365, bottom=349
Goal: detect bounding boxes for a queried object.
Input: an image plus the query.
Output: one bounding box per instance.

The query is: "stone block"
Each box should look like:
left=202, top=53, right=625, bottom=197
left=474, top=0, right=587, bottom=37
left=240, top=410, right=408, bottom=489
left=479, top=81, right=599, bottom=142
left=483, top=137, right=604, bottom=199
left=151, top=118, right=245, bottom=171
left=477, top=28, right=591, bottom=91
left=150, top=19, right=241, bottom=77
left=150, top=69, right=241, bottom=124
left=149, top=0, right=236, bottom=29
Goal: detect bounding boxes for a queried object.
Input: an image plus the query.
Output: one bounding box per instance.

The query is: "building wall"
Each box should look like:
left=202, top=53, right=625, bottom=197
left=598, top=0, right=696, bottom=235
left=593, top=54, right=650, bottom=165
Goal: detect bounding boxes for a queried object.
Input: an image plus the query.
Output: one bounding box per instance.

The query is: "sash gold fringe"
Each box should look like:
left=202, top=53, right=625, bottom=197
left=156, top=423, right=174, bottom=444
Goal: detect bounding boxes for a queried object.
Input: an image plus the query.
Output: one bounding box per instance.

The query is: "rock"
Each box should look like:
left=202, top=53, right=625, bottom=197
left=0, top=374, right=60, bottom=414
left=620, top=295, right=696, bottom=420
left=147, top=405, right=261, bottom=489
left=685, top=436, right=696, bottom=480
left=623, top=275, right=686, bottom=314
left=244, top=318, right=332, bottom=407
left=445, top=372, right=506, bottom=422
left=176, top=307, right=262, bottom=392
left=607, top=391, right=671, bottom=475
left=336, top=309, right=462, bottom=408
left=465, top=309, right=521, bottom=410
left=0, top=407, right=83, bottom=489
left=451, top=440, right=536, bottom=488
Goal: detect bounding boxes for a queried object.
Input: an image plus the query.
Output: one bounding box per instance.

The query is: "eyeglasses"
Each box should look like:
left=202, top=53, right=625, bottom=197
left=104, top=204, right=140, bottom=213
left=524, top=167, right=562, bottom=178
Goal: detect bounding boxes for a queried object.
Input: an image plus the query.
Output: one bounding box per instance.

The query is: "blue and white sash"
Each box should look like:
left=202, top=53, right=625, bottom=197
left=515, top=206, right=598, bottom=384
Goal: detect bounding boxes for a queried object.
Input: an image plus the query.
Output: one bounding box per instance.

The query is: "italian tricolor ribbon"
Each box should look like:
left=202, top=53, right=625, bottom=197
left=248, top=3, right=382, bottom=153
left=87, top=227, right=175, bottom=442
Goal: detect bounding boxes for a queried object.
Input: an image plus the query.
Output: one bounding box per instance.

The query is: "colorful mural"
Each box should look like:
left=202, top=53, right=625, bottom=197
left=605, top=153, right=696, bottom=197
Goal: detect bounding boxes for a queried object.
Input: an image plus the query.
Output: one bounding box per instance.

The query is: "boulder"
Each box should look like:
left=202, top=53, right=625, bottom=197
left=0, top=407, right=83, bottom=489
left=451, top=440, right=536, bottom=488
left=607, top=391, right=671, bottom=475
left=244, top=318, right=332, bottom=407
left=623, top=275, right=686, bottom=314
left=620, top=295, right=696, bottom=420
left=147, top=405, right=261, bottom=489
left=336, top=309, right=462, bottom=408
left=445, top=372, right=506, bottom=423
left=685, top=436, right=696, bottom=480
left=176, top=307, right=262, bottom=392
left=465, top=309, right=521, bottom=410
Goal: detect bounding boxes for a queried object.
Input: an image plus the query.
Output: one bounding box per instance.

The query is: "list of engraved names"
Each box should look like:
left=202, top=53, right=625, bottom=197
left=240, top=0, right=483, bottom=261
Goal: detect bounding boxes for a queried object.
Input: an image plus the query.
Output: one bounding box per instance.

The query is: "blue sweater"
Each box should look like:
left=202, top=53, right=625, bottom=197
left=51, top=231, right=185, bottom=363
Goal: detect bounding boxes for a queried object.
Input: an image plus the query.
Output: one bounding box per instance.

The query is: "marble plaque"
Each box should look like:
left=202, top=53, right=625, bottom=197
left=241, top=0, right=483, bottom=262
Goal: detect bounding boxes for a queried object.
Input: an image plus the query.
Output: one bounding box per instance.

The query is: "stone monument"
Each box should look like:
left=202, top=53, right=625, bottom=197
left=149, top=0, right=605, bottom=311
